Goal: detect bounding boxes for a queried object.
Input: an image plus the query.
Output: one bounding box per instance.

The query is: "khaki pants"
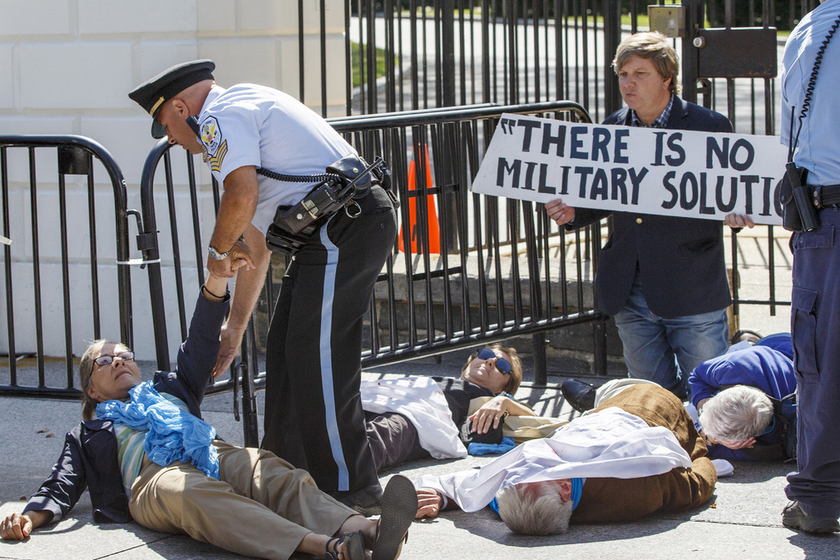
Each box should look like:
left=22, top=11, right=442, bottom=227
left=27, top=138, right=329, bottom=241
left=129, top=441, right=358, bottom=560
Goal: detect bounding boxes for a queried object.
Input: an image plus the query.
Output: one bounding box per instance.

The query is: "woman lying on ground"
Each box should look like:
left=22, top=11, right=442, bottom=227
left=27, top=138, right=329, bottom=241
left=364, top=344, right=538, bottom=471
left=0, top=272, right=416, bottom=560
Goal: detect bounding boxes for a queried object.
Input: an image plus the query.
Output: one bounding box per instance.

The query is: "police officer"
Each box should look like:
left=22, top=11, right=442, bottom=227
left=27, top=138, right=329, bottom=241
left=129, top=60, right=397, bottom=514
left=779, top=0, right=840, bottom=534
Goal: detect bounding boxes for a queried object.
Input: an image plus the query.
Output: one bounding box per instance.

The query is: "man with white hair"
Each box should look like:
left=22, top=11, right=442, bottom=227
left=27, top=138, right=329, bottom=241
left=413, top=384, right=717, bottom=535
left=689, top=343, right=797, bottom=462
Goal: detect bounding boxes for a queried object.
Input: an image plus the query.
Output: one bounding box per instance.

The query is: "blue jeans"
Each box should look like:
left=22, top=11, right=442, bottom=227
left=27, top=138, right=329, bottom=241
left=613, top=274, right=729, bottom=399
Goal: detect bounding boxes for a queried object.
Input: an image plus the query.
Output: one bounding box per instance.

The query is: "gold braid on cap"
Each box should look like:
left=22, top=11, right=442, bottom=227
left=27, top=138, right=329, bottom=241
left=149, top=96, right=166, bottom=116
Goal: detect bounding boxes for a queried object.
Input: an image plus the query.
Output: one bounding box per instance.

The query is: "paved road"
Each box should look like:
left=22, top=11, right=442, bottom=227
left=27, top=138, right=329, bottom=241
left=1, top=351, right=835, bottom=560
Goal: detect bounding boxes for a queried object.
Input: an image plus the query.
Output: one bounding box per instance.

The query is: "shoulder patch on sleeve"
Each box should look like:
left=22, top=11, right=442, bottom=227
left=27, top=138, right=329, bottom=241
left=200, top=116, right=227, bottom=172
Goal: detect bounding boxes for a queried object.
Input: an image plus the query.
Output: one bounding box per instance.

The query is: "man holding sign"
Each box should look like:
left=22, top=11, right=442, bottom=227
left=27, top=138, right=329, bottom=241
left=546, top=32, right=754, bottom=399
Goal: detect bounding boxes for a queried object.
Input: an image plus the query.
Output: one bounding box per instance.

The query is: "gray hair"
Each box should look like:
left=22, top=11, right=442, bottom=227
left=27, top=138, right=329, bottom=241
left=496, top=482, right=573, bottom=536
left=79, top=339, right=109, bottom=421
left=699, top=385, right=774, bottom=442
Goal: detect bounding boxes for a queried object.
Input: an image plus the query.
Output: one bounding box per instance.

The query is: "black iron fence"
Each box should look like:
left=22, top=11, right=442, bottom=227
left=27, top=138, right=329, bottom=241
left=0, top=136, right=134, bottom=397
left=338, top=0, right=817, bottom=119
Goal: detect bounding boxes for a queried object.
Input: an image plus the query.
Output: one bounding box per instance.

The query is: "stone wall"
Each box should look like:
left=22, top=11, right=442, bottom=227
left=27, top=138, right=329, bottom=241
left=0, top=0, right=346, bottom=359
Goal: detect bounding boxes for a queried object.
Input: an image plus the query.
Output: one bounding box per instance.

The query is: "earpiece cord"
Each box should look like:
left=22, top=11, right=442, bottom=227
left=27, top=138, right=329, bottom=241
left=791, top=14, right=840, bottom=162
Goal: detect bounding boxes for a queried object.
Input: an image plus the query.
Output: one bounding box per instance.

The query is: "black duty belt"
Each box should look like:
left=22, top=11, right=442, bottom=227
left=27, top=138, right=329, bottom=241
left=808, top=184, right=840, bottom=208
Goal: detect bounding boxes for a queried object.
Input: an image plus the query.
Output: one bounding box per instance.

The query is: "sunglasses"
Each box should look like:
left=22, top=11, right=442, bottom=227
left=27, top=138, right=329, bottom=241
left=477, top=348, right=512, bottom=375
left=94, top=351, right=135, bottom=367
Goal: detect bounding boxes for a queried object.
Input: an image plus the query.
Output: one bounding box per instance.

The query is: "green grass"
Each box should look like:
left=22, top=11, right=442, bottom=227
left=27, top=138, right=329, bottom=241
left=351, top=42, right=398, bottom=88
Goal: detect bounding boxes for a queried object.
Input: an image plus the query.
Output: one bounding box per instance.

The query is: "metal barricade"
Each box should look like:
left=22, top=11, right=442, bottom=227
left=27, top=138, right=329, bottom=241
left=0, top=135, right=134, bottom=398
left=136, top=101, right=604, bottom=444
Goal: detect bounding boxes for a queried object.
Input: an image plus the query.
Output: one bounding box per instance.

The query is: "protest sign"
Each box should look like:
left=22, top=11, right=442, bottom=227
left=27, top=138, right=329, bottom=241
left=471, top=113, right=788, bottom=225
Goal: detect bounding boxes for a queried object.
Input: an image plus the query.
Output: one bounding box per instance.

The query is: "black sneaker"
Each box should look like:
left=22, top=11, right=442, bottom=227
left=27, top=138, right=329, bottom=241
left=560, top=378, right=597, bottom=413
left=330, top=483, right=384, bottom=517
left=782, top=501, right=840, bottom=533
left=372, top=475, right=417, bottom=560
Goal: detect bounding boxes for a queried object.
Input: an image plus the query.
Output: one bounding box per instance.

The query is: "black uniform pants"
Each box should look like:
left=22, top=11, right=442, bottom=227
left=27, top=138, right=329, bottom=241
left=262, top=185, right=396, bottom=493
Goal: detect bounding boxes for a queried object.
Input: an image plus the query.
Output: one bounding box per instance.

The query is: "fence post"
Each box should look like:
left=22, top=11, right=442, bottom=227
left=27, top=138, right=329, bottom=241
left=603, top=0, right=623, bottom=116
left=440, top=0, right=456, bottom=108
left=680, top=0, right=702, bottom=104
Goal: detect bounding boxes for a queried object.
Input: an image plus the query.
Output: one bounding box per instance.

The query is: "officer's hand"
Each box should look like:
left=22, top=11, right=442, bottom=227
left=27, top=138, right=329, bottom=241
left=415, top=488, right=444, bottom=519
left=227, top=237, right=256, bottom=272
left=206, top=239, right=256, bottom=279
left=212, top=322, right=246, bottom=378
left=545, top=199, right=575, bottom=226
left=1, top=513, right=33, bottom=541
left=206, top=255, right=237, bottom=278
left=724, top=213, right=755, bottom=229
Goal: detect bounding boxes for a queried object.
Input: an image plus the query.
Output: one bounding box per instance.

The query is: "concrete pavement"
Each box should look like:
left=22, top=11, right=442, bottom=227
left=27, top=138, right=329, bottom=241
left=1, top=349, right=836, bottom=560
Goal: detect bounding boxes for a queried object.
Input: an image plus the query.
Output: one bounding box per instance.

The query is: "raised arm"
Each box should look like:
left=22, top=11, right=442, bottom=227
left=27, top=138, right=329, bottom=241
left=173, top=272, right=232, bottom=400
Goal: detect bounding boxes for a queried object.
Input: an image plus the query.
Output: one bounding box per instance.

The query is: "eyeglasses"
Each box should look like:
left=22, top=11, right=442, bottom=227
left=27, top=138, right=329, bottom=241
left=94, top=351, right=135, bottom=367
left=477, top=348, right=512, bottom=375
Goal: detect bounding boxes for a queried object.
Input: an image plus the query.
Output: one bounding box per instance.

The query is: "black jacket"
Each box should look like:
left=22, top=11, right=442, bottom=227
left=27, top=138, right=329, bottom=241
left=569, top=97, right=733, bottom=318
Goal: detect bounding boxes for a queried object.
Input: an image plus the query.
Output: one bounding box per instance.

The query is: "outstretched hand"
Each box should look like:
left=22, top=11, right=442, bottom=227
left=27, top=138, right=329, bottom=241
left=1, top=513, right=32, bottom=540
left=206, top=238, right=256, bottom=279
left=415, top=488, right=444, bottom=519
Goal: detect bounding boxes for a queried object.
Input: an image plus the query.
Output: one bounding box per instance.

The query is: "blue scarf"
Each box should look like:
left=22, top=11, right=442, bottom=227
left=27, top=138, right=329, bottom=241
left=96, top=381, right=219, bottom=479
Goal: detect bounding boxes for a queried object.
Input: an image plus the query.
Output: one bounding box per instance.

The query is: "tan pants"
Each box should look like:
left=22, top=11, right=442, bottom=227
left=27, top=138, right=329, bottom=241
left=129, top=441, right=358, bottom=560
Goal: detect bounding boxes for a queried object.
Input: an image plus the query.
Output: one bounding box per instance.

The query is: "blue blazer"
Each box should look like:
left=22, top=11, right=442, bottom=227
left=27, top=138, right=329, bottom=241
left=569, top=97, right=733, bottom=318
left=688, top=344, right=797, bottom=461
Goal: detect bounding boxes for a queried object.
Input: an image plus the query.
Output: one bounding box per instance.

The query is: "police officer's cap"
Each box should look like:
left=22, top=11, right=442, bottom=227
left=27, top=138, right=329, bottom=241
left=128, top=60, right=215, bottom=138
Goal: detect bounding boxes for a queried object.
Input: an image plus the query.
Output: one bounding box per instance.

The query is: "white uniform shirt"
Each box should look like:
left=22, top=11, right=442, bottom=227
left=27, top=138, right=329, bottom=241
left=415, top=408, right=693, bottom=512
left=198, top=84, right=356, bottom=234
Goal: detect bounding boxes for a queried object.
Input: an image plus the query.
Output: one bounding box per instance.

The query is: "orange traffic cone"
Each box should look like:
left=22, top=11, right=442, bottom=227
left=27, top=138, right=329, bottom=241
left=398, top=147, right=441, bottom=254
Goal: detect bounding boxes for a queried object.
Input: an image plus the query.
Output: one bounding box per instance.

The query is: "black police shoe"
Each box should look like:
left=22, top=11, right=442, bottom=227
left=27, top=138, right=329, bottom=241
left=560, top=379, right=597, bottom=413
left=782, top=501, right=840, bottom=533
left=330, top=483, right=384, bottom=517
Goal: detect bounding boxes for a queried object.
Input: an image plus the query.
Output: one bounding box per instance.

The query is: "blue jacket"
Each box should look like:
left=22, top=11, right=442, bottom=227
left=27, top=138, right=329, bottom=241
left=569, top=97, right=733, bottom=318
left=22, top=290, right=229, bottom=524
left=689, top=344, right=797, bottom=461
left=689, top=345, right=797, bottom=406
